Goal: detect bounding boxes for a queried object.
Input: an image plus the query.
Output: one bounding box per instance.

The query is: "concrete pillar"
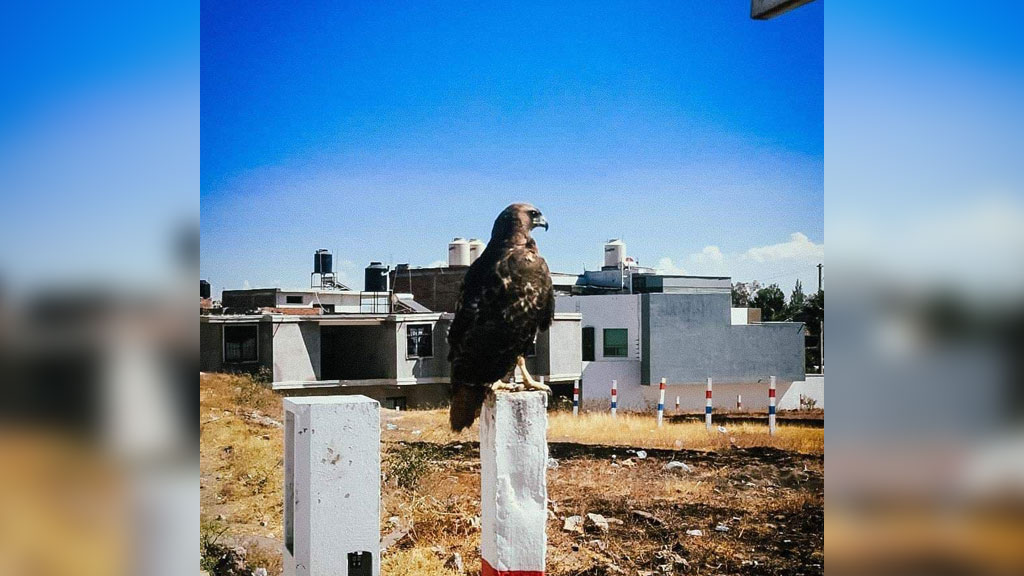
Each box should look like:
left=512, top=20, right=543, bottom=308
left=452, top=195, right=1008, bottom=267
left=283, top=396, right=380, bottom=576
left=479, top=391, right=548, bottom=576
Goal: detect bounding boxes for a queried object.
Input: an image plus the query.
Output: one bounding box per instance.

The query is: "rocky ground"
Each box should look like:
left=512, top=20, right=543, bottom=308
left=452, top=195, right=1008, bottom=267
left=200, top=373, right=823, bottom=576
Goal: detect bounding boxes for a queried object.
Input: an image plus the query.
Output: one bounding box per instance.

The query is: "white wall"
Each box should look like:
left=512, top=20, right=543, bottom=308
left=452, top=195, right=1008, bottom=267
left=556, top=294, right=644, bottom=408
left=730, top=308, right=748, bottom=325
left=273, top=323, right=320, bottom=382
left=778, top=374, right=824, bottom=410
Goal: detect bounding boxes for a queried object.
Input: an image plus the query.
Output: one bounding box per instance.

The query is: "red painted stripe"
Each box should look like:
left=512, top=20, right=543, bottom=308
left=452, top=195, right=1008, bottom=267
left=705, top=390, right=712, bottom=399
left=659, top=381, right=666, bottom=390
left=611, top=389, right=617, bottom=396
left=768, top=389, right=776, bottom=397
left=482, top=559, right=544, bottom=576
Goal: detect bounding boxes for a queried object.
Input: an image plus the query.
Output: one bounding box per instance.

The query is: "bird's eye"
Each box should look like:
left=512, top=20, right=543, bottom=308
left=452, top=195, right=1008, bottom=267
left=529, top=210, right=538, bottom=216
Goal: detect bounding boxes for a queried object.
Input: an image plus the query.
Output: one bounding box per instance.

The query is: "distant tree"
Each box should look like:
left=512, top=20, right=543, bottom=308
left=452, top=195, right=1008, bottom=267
left=794, top=290, right=824, bottom=372
left=751, top=283, right=786, bottom=321
left=786, top=280, right=806, bottom=320
left=731, top=282, right=749, bottom=307
left=731, top=281, right=760, bottom=308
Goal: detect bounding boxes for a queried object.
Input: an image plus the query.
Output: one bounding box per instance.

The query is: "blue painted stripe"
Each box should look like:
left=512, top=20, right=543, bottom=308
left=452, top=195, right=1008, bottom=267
left=573, top=399, right=578, bottom=407
left=611, top=401, right=617, bottom=408
left=705, top=406, right=712, bottom=414
left=768, top=406, right=776, bottom=415
left=657, top=403, right=664, bottom=411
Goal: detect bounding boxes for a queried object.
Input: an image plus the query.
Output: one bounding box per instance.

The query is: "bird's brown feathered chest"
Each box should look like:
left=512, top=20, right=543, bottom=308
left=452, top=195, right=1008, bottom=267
left=447, top=241, right=555, bottom=384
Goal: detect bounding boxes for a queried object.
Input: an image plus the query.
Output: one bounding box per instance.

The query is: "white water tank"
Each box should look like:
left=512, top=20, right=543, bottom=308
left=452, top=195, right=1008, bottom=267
left=604, top=239, right=626, bottom=268
left=448, top=237, right=470, bottom=267
left=468, top=238, right=486, bottom=263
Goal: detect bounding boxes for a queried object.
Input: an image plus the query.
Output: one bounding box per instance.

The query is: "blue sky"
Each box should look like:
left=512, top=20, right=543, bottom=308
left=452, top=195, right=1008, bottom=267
left=201, top=1, right=823, bottom=296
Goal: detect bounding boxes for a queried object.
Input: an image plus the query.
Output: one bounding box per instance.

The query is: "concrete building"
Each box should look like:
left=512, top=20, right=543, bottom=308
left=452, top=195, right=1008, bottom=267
left=201, top=253, right=583, bottom=408
left=201, top=308, right=582, bottom=409
left=555, top=240, right=814, bottom=412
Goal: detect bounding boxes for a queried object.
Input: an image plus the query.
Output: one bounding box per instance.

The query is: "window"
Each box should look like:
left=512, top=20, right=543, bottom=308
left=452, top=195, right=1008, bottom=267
left=407, top=324, right=433, bottom=358
left=525, top=335, right=537, bottom=357
left=224, top=324, right=258, bottom=363
left=285, top=295, right=303, bottom=304
left=581, top=327, right=595, bottom=361
left=603, top=328, right=628, bottom=358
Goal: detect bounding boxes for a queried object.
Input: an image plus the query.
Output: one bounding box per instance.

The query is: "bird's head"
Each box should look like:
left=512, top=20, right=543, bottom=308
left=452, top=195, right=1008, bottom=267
left=491, top=203, right=548, bottom=244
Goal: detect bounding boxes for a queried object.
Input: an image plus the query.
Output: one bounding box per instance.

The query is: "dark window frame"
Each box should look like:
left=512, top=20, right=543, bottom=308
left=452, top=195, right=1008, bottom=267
left=285, top=295, right=303, bottom=304
left=406, top=324, right=433, bottom=358
left=582, top=326, right=595, bottom=361
left=224, top=324, right=259, bottom=363
left=603, top=328, right=628, bottom=358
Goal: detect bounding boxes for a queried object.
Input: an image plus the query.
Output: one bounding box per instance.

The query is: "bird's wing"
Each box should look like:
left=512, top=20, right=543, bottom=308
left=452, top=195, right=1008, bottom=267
left=447, top=261, right=499, bottom=361
left=499, top=247, right=555, bottom=331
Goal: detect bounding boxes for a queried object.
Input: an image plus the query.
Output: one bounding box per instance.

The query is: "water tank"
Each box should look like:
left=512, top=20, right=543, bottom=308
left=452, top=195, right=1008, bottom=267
left=364, top=262, right=389, bottom=292
left=314, top=249, right=333, bottom=274
left=448, top=237, right=470, bottom=267
left=200, top=279, right=211, bottom=299
left=468, top=238, right=486, bottom=263
left=604, top=239, right=626, bottom=268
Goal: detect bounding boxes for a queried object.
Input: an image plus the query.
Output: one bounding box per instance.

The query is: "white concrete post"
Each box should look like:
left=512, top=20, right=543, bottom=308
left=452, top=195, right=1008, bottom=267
left=283, top=396, right=380, bottom=576
left=610, top=379, right=617, bottom=418
left=705, top=377, right=713, bottom=431
left=480, top=391, right=548, bottom=576
left=572, top=379, right=579, bottom=417
left=769, top=376, right=777, bottom=435
left=656, top=378, right=666, bottom=427
left=675, top=395, right=680, bottom=413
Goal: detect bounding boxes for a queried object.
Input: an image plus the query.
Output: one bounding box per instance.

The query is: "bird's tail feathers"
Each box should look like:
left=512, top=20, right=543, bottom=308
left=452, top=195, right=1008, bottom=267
left=449, top=383, right=488, bottom=432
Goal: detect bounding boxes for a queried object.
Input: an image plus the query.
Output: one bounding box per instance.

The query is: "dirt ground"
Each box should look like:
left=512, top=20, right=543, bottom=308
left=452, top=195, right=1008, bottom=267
left=200, top=373, right=823, bottom=576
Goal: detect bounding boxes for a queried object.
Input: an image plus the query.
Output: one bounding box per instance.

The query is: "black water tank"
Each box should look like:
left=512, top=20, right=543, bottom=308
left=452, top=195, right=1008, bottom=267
left=314, top=249, right=333, bottom=274
left=200, top=280, right=211, bottom=299
left=364, top=262, right=389, bottom=292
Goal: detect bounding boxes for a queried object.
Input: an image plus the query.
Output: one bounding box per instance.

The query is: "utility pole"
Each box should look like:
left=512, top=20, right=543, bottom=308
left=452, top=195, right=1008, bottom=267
left=817, top=263, right=823, bottom=374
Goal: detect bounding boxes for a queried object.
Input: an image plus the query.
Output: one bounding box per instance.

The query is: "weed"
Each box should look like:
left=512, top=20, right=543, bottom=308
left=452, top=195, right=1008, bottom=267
left=386, top=443, right=444, bottom=489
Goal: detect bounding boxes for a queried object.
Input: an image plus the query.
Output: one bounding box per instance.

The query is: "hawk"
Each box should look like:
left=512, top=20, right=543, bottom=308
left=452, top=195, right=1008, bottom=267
left=447, top=203, right=555, bottom=431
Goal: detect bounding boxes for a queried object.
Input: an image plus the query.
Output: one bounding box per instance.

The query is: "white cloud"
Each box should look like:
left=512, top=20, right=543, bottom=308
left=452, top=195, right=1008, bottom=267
left=689, top=245, right=724, bottom=266
left=656, top=232, right=824, bottom=291
left=656, top=257, right=687, bottom=275
left=427, top=260, right=447, bottom=268
left=743, top=232, right=824, bottom=263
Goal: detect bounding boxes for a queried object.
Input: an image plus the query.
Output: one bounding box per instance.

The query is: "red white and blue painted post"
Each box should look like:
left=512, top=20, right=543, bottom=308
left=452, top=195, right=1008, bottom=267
left=737, top=394, right=742, bottom=411
left=705, top=377, right=713, bottom=431
left=572, top=379, right=579, bottom=417
left=675, top=395, right=680, bottom=413
left=656, top=378, right=666, bottom=426
left=768, top=376, right=777, bottom=435
left=610, top=379, right=617, bottom=418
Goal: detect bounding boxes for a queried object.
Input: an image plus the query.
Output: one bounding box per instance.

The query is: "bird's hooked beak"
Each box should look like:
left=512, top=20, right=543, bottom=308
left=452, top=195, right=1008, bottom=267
left=532, top=213, right=549, bottom=231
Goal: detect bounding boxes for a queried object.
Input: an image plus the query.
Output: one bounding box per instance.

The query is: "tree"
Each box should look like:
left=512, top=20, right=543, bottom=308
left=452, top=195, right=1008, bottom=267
left=793, top=289, right=824, bottom=373
left=751, top=283, right=786, bottom=321
left=786, top=280, right=806, bottom=320
left=731, top=281, right=760, bottom=307
left=731, top=282, right=749, bottom=307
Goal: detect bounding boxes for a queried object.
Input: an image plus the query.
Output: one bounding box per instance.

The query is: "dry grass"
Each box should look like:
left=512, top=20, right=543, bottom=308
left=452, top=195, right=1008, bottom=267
left=200, top=373, right=824, bottom=576
left=384, top=407, right=823, bottom=454
left=200, top=372, right=285, bottom=571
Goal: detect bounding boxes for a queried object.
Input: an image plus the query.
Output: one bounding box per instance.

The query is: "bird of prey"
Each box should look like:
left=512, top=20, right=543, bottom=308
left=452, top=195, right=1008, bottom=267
left=447, top=203, right=555, bottom=431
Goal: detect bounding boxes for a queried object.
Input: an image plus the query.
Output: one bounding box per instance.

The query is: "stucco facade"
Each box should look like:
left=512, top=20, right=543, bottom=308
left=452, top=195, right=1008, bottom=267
left=556, top=291, right=806, bottom=412
left=200, top=312, right=583, bottom=409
